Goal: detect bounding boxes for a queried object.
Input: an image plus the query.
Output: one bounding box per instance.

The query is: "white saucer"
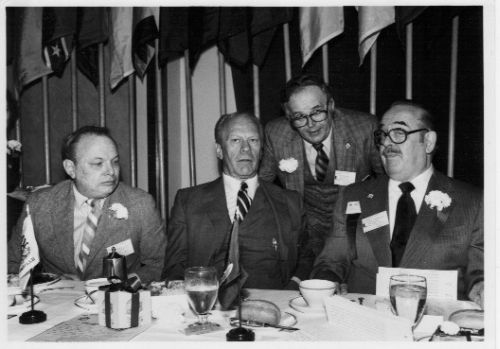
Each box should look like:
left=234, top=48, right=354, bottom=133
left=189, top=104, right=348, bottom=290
left=289, top=296, right=326, bottom=314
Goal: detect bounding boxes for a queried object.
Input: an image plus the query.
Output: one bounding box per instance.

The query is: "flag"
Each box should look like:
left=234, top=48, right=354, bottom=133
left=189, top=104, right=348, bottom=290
left=218, top=8, right=293, bottom=67
left=14, top=8, right=51, bottom=92
left=218, top=219, right=248, bottom=310
left=19, top=206, right=40, bottom=291
left=133, top=7, right=159, bottom=79
left=158, top=7, right=189, bottom=67
left=76, top=7, right=108, bottom=86
left=299, top=7, right=344, bottom=66
left=357, top=6, right=395, bottom=65
left=395, top=6, right=428, bottom=40
left=42, top=7, right=77, bottom=77
left=109, top=7, right=134, bottom=90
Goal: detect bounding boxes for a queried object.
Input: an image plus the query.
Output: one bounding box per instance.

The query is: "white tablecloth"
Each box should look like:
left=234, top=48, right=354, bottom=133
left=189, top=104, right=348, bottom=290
left=7, top=281, right=480, bottom=341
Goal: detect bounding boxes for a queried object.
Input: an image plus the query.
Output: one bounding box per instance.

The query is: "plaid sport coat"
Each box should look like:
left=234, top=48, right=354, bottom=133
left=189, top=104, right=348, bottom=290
left=259, top=107, right=384, bottom=195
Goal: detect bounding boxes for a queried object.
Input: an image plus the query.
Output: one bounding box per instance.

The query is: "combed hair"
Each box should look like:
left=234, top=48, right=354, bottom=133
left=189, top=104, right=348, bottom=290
left=214, top=111, right=263, bottom=144
left=390, top=100, right=435, bottom=131
left=281, top=73, right=333, bottom=104
left=61, top=125, right=116, bottom=162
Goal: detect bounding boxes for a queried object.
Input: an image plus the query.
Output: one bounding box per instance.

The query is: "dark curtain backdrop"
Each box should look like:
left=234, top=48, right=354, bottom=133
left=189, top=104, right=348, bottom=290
left=232, top=6, right=483, bottom=188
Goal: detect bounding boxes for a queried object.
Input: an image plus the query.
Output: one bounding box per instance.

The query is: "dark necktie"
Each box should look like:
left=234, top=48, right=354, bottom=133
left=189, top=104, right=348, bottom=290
left=390, top=182, right=417, bottom=267
left=236, top=182, right=252, bottom=222
left=77, top=199, right=101, bottom=276
left=313, top=143, right=329, bottom=182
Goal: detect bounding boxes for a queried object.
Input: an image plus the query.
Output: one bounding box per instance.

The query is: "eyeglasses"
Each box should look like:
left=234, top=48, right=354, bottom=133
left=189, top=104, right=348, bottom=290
left=289, top=109, right=328, bottom=128
left=374, top=128, right=428, bottom=146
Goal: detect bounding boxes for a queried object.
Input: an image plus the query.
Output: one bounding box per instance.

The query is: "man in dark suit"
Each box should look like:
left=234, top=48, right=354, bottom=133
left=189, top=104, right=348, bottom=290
left=259, top=74, right=384, bottom=258
left=163, top=112, right=311, bottom=290
left=8, top=126, right=166, bottom=284
left=312, top=101, right=483, bottom=306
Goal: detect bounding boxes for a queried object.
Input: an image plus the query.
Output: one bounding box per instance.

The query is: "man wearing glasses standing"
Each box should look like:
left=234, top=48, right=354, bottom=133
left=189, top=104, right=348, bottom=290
left=312, top=101, right=483, bottom=307
left=260, top=74, right=383, bottom=271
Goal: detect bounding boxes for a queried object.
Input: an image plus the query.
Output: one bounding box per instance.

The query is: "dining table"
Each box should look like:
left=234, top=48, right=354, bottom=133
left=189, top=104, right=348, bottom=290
left=7, top=279, right=481, bottom=342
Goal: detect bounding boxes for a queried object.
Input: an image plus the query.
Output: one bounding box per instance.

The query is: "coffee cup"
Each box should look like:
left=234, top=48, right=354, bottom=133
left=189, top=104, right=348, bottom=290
left=299, top=279, right=336, bottom=308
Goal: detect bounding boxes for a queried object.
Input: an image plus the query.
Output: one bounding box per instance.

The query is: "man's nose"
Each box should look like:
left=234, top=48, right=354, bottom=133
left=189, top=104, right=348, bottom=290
left=381, top=133, right=393, bottom=147
left=240, top=140, right=250, bottom=152
left=104, top=162, right=116, bottom=175
left=306, top=115, right=314, bottom=128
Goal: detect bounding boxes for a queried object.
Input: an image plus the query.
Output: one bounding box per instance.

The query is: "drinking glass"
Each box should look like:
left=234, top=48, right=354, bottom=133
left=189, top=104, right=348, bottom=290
left=184, top=266, right=219, bottom=328
left=389, top=274, right=427, bottom=327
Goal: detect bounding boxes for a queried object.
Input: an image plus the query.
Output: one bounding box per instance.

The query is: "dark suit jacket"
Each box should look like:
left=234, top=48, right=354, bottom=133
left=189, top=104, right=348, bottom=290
left=259, top=107, right=384, bottom=195
left=162, top=178, right=311, bottom=288
left=8, top=180, right=166, bottom=283
left=312, top=170, right=484, bottom=300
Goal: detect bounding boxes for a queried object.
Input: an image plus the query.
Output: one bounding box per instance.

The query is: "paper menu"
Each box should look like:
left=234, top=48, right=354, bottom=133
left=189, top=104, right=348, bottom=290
left=322, top=295, right=413, bottom=341
left=376, top=267, right=457, bottom=300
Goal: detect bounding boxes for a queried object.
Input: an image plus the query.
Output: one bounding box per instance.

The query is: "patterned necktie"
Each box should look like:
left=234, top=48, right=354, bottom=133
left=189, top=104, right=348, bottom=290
left=236, top=182, right=252, bottom=222
left=77, top=199, right=101, bottom=276
left=313, top=143, right=329, bottom=182
left=391, top=182, right=417, bottom=267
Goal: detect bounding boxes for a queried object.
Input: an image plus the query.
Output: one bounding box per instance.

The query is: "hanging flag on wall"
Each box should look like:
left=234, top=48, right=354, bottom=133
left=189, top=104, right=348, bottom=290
left=158, top=7, right=189, bottom=67
left=76, top=7, right=108, bottom=86
left=358, top=6, right=395, bottom=65
left=218, top=7, right=293, bottom=67
left=19, top=206, right=40, bottom=291
left=109, top=7, right=134, bottom=90
left=133, top=7, right=159, bottom=79
left=42, top=7, right=77, bottom=77
left=395, top=6, right=428, bottom=41
left=299, top=7, right=344, bottom=66
left=14, top=8, right=52, bottom=92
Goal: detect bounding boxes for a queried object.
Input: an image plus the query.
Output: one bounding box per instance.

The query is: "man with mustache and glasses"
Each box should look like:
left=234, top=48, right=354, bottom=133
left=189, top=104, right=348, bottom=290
left=260, top=74, right=384, bottom=269
left=163, top=112, right=311, bottom=290
left=8, top=126, right=166, bottom=283
left=312, top=101, right=484, bottom=307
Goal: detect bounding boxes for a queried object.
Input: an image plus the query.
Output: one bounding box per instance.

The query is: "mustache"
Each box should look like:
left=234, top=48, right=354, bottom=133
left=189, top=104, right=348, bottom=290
left=382, top=146, right=401, bottom=157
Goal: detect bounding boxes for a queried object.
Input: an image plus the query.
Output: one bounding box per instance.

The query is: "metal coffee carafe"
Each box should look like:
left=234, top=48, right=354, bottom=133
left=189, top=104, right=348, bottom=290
left=102, top=247, right=127, bottom=281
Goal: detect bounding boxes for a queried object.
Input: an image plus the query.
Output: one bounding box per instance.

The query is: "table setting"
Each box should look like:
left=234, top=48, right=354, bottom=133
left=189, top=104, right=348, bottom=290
left=7, top=270, right=483, bottom=342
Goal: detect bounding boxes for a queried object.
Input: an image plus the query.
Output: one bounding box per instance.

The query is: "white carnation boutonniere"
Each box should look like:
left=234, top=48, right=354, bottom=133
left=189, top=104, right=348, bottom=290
left=7, top=140, right=22, bottom=156
left=425, top=190, right=452, bottom=223
left=279, top=157, right=299, bottom=173
left=109, top=203, right=129, bottom=220
left=424, top=190, right=452, bottom=211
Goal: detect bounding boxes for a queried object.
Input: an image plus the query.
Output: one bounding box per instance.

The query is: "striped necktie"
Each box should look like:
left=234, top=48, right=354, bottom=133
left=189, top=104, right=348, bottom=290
left=77, top=199, right=101, bottom=276
left=236, top=182, right=252, bottom=222
left=313, top=143, right=329, bottom=182
left=390, top=182, right=417, bottom=267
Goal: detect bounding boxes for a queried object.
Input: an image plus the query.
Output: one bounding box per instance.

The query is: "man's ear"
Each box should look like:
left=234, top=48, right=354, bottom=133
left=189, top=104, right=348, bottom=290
left=63, top=159, right=76, bottom=179
left=327, top=98, right=335, bottom=114
left=424, top=131, right=437, bottom=154
left=215, top=143, right=223, bottom=160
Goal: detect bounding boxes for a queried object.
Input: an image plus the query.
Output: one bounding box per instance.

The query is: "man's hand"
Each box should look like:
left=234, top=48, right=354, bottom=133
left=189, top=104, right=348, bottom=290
left=468, top=280, right=484, bottom=309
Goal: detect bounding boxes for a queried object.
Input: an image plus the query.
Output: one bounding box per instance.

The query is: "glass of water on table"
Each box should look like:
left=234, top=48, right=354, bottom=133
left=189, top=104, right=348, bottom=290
left=389, top=274, right=427, bottom=328
left=184, top=266, right=221, bottom=333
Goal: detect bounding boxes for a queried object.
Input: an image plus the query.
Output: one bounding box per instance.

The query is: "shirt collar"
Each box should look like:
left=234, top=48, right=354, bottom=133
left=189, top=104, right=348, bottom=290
left=72, top=184, right=106, bottom=208
left=222, top=173, right=259, bottom=198
left=389, top=165, right=434, bottom=193
left=303, top=126, right=333, bottom=154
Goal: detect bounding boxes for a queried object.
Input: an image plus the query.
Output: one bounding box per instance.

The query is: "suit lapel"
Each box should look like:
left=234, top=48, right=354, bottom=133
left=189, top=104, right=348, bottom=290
left=360, top=176, right=392, bottom=267
left=52, top=182, right=77, bottom=272
left=401, top=171, right=453, bottom=266
left=332, top=109, right=356, bottom=174
left=205, top=178, right=232, bottom=258
left=284, top=130, right=305, bottom=194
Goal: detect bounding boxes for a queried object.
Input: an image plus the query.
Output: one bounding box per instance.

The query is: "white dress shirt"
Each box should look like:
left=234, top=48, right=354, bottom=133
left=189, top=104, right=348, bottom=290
left=223, top=173, right=258, bottom=223
left=303, top=127, right=332, bottom=178
left=72, top=185, right=105, bottom=268
left=388, top=165, right=434, bottom=237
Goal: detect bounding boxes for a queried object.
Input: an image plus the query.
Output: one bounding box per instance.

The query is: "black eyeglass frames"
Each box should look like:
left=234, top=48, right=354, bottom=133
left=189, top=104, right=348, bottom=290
left=289, top=109, right=328, bottom=128
left=374, top=128, right=428, bottom=146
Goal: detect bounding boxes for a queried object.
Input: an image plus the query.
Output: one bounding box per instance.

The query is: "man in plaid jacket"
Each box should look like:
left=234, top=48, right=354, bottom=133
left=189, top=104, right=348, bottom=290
left=259, top=74, right=383, bottom=264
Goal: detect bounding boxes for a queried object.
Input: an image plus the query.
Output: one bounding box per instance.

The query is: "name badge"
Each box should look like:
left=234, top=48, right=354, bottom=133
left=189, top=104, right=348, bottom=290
left=361, top=211, right=389, bottom=233
left=346, top=201, right=361, bottom=214
left=334, top=170, right=356, bottom=186
left=107, top=238, right=135, bottom=256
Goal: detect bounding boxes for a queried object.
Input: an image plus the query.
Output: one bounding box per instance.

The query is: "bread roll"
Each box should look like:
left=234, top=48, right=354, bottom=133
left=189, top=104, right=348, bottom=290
left=240, top=300, right=281, bottom=325
left=448, top=309, right=484, bottom=330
